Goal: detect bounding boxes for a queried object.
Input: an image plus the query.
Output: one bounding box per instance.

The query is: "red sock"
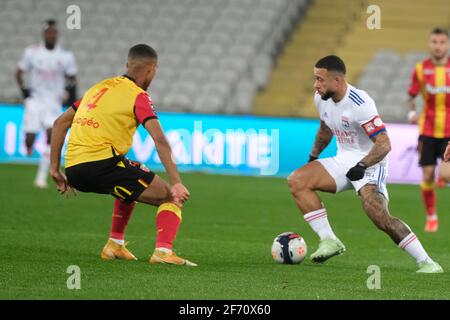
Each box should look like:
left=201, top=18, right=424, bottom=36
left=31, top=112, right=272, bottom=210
left=110, top=199, right=135, bottom=240
left=421, top=184, right=436, bottom=218
left=155, top=203, right=182, bottom=250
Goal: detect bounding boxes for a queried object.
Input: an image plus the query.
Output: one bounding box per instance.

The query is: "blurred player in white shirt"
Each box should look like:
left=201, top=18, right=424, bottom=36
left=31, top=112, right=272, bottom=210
left=15, top=19, right=78, bottom=188
left=287, top=55, right=442, bottom=273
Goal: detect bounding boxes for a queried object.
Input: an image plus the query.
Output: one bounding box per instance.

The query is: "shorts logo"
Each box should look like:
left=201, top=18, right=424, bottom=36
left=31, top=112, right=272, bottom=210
left=341, top=116, right=350, bottom=129
left=72, top=117, right=100, bottom=128
left=112, top=186, right=133, bottom=201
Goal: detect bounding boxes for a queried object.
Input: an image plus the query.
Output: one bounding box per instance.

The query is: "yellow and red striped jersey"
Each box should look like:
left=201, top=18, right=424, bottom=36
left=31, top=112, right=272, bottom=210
left=65, top=75, right=157, bottom=168
left=409, top=58, right=450, bottom=138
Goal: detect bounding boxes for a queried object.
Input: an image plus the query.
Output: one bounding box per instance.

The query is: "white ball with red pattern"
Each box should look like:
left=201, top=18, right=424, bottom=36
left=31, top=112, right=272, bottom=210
left=271, top=232, right=307, bottom=264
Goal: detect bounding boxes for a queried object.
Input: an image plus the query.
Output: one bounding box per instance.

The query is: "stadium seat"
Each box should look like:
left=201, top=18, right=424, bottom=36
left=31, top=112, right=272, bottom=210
left=356, top=48, right=436, bottom=122
left=0, top=0, right=308, bottom=112
left=194, top=94, right=225, bottom=113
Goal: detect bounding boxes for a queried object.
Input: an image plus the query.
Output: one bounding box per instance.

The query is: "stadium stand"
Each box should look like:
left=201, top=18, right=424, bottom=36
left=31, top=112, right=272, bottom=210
left=0, top=0, right=309, bottom=114
left=254, top=0, right=450, bottom=121
left=356, top=50, right=428, bottom=123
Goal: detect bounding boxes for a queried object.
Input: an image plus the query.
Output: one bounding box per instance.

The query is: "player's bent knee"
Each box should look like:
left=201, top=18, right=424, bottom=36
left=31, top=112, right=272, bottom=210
left=137, top=175, right=173, bottom=206
left=287, top=169, right=310, bottom=193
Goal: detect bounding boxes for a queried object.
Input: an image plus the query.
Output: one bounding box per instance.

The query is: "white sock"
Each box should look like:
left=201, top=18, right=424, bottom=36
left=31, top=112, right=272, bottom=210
left=110, top=238, right=124, bottom=245
left=304, top=208, right=337, bottom=241
left=36, top=145, right=50, bottom=183
left=427, top=214, right=438, bottom=221
left=398, top=233, right=429, bottom=263
left=156, top=247, right=172, bottom=254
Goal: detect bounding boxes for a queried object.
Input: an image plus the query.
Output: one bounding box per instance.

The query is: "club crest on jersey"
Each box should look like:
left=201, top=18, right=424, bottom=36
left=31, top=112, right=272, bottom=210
left=341, top=116, right=350, bottom=129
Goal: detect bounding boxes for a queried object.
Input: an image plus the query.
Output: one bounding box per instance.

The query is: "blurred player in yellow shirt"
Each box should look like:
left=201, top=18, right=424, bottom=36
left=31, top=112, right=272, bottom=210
left=407, top=28, right=450, bottom=232
left=49, top=44, right=196, bottom=266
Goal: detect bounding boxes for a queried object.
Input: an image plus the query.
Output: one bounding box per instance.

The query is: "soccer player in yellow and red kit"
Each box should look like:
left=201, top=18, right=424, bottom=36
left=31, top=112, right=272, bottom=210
left=408, top=27, right=450, bottom=232
left=49, top=44, right=196, bottom=266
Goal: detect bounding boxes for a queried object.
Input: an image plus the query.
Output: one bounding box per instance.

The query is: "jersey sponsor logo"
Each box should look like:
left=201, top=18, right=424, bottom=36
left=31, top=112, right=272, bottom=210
left=333, top=128, right=357, bottom=144
left=425, top=84, right=450, bottom=94
left=72, top=117, right=100, bottom=128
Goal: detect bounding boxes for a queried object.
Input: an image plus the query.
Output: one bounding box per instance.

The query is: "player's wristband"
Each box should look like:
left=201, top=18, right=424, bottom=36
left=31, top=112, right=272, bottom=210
left=356, top=161, right=367, bottom=169
left=407, top=110, right=417, bottom=122
left=308, top=155, right=318, bottom=163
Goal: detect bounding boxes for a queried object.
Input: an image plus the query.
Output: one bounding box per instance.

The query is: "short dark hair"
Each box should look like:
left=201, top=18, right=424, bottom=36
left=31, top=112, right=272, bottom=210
left=315, top=55, right=346, bottom=75
left=42, top=19, right=57, bottom=30
left=128, top=44, right=158, bottom=61
left=431, top=27, right=449, bottom=37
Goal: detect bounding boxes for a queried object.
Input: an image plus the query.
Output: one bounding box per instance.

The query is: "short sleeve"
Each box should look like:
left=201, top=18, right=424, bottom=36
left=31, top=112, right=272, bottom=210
left=408, top=65, right=420, bottom=97
left=134, top=92, right=158, bottom=125
left=71, top=98, right=82, bottom=111
left=356, top=97, right=386, bottom=139
left=17, top=48, right=32, bottom=72
left=64, top=51, right=78, bottom=76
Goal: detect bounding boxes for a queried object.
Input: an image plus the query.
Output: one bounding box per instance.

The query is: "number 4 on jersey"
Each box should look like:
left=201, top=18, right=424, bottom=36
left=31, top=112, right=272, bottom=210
left=87, top=88, right=109, bottom=110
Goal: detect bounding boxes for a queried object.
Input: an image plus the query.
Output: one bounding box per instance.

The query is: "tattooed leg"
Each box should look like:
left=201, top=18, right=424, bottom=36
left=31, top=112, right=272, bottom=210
left=359, top=184, right=410, bottom=244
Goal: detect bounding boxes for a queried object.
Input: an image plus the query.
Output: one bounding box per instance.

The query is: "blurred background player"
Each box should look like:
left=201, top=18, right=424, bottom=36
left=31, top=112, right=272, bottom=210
left=407, top=27, right=450, bottom=232
left=288, top=55, right=443, bottom=273
left=15, top=19, right=78, bottom=188
left=49, top=44, right=196, bottom=266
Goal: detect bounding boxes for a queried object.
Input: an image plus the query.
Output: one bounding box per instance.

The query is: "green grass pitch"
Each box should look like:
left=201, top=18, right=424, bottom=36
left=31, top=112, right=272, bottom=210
left=0, top=163, right=449, bottom=299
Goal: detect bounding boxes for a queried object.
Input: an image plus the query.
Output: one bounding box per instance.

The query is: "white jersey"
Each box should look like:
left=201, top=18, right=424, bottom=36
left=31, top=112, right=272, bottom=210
left=314, top=84, right=387, bottom=165
left=18, top=43, right=77, bottom=102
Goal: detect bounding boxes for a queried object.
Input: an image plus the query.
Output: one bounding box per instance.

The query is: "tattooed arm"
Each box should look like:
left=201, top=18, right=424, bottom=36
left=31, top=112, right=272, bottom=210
left=310, top=120, right=334, bottom=158
left=360, top=132, right=392, bottom=167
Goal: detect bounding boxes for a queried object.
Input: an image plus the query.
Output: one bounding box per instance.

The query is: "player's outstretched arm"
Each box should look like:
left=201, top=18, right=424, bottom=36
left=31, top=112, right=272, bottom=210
left=50, top=107, right=76, bottom=196
left=346, top=132, right=391, bottom=181
left=309, top=120, right=333, bottom=161
left=144, top=119, right=190, bottom=204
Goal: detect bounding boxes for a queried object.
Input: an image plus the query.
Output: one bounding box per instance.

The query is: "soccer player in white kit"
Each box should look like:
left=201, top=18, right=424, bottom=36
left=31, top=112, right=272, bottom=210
left=287, top=55, right=443, bottom=273
left=15, top=19, right=78, bottom=188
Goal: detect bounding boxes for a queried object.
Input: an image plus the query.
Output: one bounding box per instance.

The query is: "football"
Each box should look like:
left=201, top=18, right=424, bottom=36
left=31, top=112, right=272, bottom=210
left=271, top=232, right=307, bottom=264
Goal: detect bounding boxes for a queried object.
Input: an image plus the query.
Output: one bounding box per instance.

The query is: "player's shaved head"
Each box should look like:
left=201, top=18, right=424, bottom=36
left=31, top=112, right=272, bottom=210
left=128, top=44, right=158, bottom=65
left=315, top=55, right=346, bottom=75
left=126, top=44, right=158, bottom=91
left=314, top=55, right=347, bottom=102
left=42, top=19, right=58, bottom=50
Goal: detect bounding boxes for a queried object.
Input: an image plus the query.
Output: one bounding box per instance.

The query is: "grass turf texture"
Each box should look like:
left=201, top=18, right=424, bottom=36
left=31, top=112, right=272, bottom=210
left=0, top=163, right=449, bottom=300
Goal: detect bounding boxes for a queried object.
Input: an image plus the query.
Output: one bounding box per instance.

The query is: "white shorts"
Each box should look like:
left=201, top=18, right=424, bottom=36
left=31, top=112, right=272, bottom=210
left=318, top=156, right=389, bottom=200
left=22, top=97, right=62, bottom=133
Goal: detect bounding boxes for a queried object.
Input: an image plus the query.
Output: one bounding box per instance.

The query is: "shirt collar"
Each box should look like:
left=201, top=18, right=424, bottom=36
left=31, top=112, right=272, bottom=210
left=123, top=74, right=137, bottom=83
